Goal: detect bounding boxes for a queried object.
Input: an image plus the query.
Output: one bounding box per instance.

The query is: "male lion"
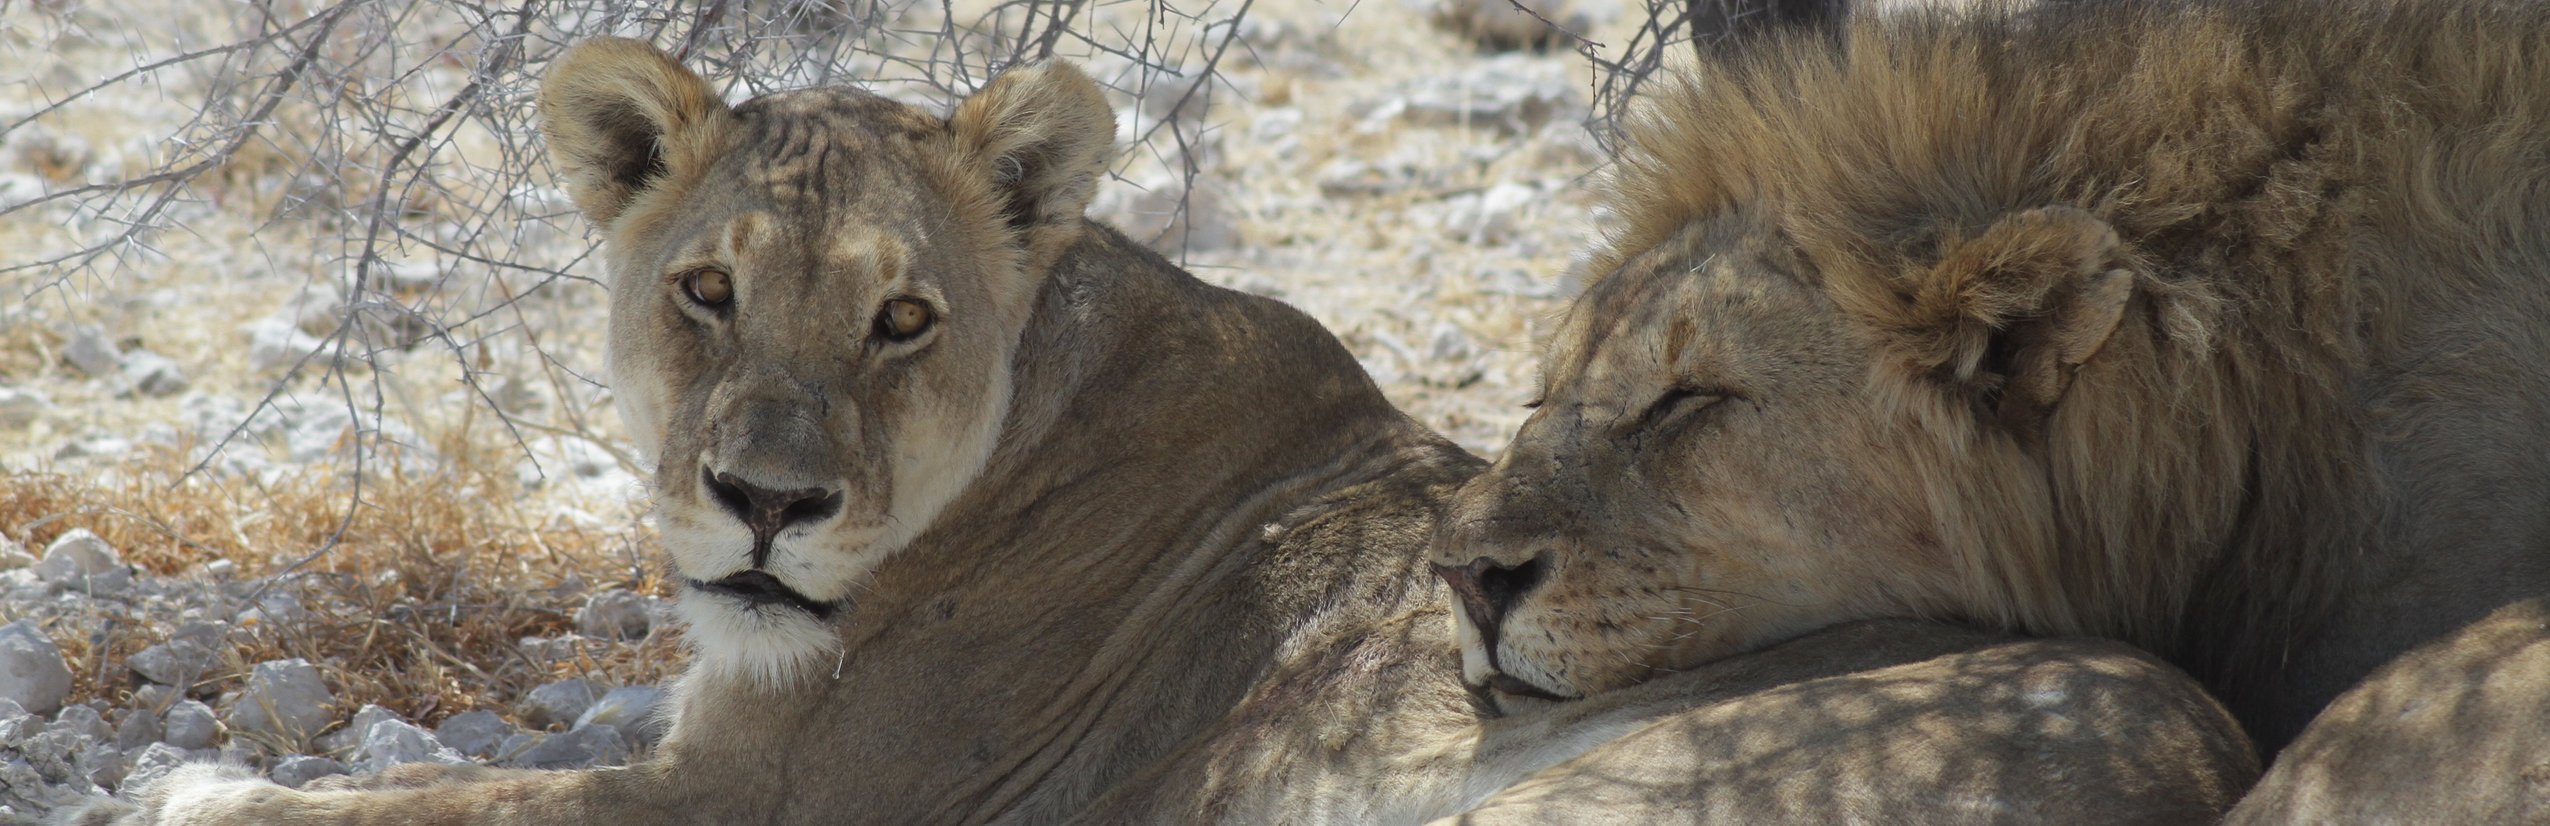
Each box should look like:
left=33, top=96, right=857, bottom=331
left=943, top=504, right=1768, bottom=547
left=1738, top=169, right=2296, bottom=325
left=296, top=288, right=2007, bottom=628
left=72, top=37, right=2255, bottom=825
left=1431, top=0, right=2550, bottom=753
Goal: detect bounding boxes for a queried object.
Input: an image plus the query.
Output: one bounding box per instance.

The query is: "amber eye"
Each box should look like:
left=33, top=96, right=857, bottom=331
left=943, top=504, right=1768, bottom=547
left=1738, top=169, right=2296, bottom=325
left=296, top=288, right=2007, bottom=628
left=875, top=298, right=934, bottom=342
left=681, top=269, right=733, bottom=308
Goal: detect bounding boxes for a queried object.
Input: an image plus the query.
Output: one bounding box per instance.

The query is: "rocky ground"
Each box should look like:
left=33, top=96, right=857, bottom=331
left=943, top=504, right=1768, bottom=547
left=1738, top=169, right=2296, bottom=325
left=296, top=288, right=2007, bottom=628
left=0, top=0, right=1640, bottom=820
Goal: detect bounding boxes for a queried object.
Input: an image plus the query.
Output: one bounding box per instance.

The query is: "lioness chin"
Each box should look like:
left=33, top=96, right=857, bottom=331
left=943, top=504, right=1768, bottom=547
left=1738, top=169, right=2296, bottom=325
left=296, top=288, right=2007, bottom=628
left=68, top=37, right=2254, bottom=826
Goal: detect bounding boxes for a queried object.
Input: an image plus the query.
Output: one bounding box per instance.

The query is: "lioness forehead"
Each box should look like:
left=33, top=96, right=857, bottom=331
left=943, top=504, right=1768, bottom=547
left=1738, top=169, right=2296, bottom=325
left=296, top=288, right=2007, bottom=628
left=715, top=89, right=950, bottom=209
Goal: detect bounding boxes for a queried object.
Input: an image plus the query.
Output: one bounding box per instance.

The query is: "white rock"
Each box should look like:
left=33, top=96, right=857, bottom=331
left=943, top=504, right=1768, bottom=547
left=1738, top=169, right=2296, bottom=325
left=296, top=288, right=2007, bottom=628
left=317, top=704, right=404, bottom=754
left=573, top=685, right=669, bottom=750
left=130, top=684, right=180, bottom=716
left=1094, top=177, right=1241, bottom=258
left=574, top=589, right=653, bottom=641
left=495, top=731, right=540, bottom=762
left=0, top=620, right=72, bottom=716
left=120, top=742, right=192, bottom=792
left=1316, top=158, right=1410, bottom=197
left=159, top=700, right=219, bottom=750
left=516, top=634, right=597, bottom=665
left=269, top=754, right=348, bottom=789
left=1431, top=0, right=1596, bottom=51
left=515, top=435, right=630, bottom=494
left=61, top=324, right=120, bottom=376
left=51, top=704, right=111, bottom=743
left=242, top=317, right=329, bottom=374
left=0, top=387, right=51, bottom=429
left=1429, top=323, right=1478, bottom=363
left=34, top=529, right=119, bottom=582
left=115, top=707, right=164, bottom=751
left=75, top=742, right=124, bottom=788
left=0, top=707, right=43, bottom=743
left=381, top=259, right=444, bottom=291
left=234, top=590, right=309, bottom=626
left=503, top=724, right=629, bottom=770
left=53, top=434, right=134, bottom=462
left=348, top=718, right=467, bottom=773
left=1476, top=183, right=1539, bottom=242
left=128, top=640, right=217, bottom=687
left=222, top=659, right=333, bottom=746
left=434, top=709, right=518, bottom=759
left=1376, top=54, right=1581, bottom=135
left=118, top=349, right=190, bottom=397
left=284, top=283, right=348, bottom=336
left=519, top=679, right=602, bottom=730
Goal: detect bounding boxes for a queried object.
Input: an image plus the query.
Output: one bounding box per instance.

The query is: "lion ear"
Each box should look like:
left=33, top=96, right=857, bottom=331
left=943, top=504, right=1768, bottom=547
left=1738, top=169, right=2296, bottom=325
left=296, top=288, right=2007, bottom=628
left=1902, top=206, right=2137, bottom=430
left=950, top=60, right=1115, bottom=268
left=538, top=38, right=733, bottom=228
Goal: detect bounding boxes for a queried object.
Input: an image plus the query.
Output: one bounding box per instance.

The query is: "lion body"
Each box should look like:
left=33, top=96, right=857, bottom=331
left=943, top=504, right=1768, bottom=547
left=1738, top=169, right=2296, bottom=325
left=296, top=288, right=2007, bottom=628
left=1436, top=0, right=2550, bottom=754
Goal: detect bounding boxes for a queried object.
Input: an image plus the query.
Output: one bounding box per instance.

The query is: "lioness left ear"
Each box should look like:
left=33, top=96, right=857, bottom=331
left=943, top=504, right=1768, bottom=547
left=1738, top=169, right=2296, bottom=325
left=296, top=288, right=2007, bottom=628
left=950, top=60, right=1115, bottom=269
left=1907, top=206, right=2137, bottom=430
left=537, top=38, right=733, bottom=229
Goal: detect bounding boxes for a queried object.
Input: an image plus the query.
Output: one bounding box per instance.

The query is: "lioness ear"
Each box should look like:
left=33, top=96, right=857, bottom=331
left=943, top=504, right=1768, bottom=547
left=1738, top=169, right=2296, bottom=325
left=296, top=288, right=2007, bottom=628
left=538, top=38, right=733, bottom=228
left=1897, top=206, right=2137, bottom=430
left=949, top=60, right=1115, bottom=266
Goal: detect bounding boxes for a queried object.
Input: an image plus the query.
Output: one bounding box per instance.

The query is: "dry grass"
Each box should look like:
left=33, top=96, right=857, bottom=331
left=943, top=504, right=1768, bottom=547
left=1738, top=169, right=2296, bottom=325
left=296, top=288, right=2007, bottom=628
left=0, top=437, right=681, bottom=734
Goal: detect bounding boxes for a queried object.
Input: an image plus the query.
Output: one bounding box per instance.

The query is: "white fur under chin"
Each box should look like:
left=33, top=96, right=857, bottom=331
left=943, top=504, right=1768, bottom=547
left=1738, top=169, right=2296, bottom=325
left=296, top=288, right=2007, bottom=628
left=674, top=590, right=843, bottom=688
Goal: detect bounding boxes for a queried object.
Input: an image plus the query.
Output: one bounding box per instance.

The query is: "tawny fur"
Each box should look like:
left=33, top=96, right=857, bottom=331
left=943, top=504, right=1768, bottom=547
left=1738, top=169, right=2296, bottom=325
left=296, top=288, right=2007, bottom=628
left=1440, top=0, right=2550, bottom=752
left=70, top=36, right=2258, bottom=826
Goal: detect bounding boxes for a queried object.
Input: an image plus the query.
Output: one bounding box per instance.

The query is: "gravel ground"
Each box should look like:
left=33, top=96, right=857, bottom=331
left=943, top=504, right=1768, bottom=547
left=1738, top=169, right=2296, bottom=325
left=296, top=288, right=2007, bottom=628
left=0, top=0, right=1628, bottom=820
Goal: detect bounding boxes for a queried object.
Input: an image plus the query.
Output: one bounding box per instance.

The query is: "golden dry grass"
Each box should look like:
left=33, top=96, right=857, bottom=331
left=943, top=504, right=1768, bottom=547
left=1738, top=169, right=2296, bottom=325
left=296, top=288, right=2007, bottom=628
left=0, top=436, right=682, bottom=734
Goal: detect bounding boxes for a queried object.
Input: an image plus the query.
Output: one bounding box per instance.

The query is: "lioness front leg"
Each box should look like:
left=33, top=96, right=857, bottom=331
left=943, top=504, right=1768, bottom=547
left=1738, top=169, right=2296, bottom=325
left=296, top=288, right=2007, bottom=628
left=297, top=762, right=548, bottom=792
left=55, top=762, right=694, bottom=826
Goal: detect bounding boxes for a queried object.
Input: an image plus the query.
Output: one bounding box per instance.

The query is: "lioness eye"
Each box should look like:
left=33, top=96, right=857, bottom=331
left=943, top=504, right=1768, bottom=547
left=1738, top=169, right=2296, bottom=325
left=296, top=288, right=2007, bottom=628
left=875, top=298, right=934, bottom=342
left=682, top=269, right=733, bottom=308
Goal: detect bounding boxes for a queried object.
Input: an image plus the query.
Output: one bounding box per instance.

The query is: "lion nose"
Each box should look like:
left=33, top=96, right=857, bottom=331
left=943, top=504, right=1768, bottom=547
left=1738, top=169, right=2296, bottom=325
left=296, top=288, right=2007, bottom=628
left=1433, top=554, right=1550, bottom=632
left=702, top=467, right=844, bottom=550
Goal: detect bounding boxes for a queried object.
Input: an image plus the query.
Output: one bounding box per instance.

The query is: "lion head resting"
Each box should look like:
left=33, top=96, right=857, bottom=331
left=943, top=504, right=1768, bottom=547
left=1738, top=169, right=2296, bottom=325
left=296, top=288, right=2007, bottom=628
left=1429, top=0, right=2550, bottom=748
left=540, top=39, right=1116, bottom=685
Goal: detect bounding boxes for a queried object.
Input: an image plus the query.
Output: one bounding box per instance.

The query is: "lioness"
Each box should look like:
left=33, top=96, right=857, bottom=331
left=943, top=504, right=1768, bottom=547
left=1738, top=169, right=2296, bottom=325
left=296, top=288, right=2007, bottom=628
left=73, top=38, right=2254, bottom=825
left=1431, top=0, right=2550, bottom=753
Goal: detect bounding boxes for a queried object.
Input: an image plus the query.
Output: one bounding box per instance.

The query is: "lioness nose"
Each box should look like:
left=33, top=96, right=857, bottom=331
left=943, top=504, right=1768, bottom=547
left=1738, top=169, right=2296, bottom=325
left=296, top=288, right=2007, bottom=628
left=702, top=467, right=845, bottom=544
left=1434, top=554, right=1550, bottom=629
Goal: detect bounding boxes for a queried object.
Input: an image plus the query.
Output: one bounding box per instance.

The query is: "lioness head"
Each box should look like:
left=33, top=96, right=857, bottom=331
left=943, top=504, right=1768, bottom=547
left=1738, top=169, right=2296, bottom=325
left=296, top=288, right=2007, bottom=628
left=539, top=40, right=1113, bottom=684
left=1431, top=205, right=2143, bottom=709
